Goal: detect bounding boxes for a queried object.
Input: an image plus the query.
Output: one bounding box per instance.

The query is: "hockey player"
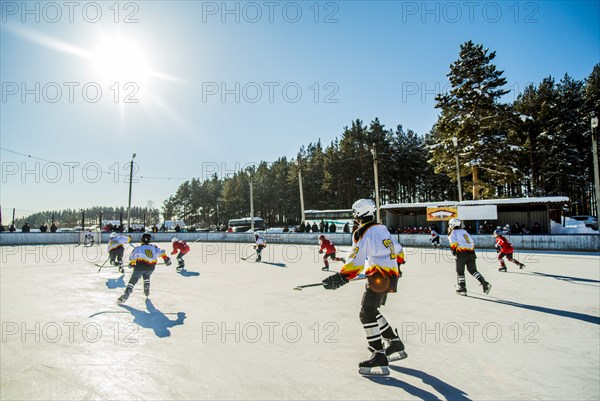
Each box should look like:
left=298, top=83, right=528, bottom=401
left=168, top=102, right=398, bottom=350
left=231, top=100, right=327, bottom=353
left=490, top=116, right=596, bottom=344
left=117, top=233, right=171, bottom=304
left=494, top=230, right=525, bottom=271
left=171, top=236, right=190, bottom=272
left=318, top=234, right=345, bottom=271
left=429, top=224, right=441, bottom=248
left=107, top=232, right=130, bottom=273
left=448, top=218, right=491, bottom=295
left=254, top=233, right=266, bottom=262
left=83, top=230, right=95, bottom=246
left=322, top=199, right=406, bottom=376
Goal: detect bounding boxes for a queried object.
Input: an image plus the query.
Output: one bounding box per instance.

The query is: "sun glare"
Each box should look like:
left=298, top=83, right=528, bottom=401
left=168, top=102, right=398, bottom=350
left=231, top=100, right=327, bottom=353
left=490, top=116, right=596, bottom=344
left=91, top=34, right=151, bottom=83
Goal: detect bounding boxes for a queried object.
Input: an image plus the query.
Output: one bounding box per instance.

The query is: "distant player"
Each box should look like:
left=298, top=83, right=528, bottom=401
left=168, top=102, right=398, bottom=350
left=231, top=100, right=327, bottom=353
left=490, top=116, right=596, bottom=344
left=322, top=199, right=406, bottom=376
left=254, top=233, right=266, bottom=262
left=107, top=232, right=130, bottom=273
left=83, top=230, right=95, bottom=247
left=494, top=230, right=525, bottom=271
left=171, top=237, right=190, bottom=272
left=318, top=234, right=345, bottom=271
left=117, top=233, right=171, bottom=304
left=429, top=224, right=441, bottom=248
left=447, top=218, right=491, bottom=295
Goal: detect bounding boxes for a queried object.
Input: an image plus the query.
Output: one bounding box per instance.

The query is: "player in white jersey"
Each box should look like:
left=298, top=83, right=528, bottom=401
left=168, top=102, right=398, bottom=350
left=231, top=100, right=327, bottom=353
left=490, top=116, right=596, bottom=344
left=322, top=199, right=407, bottom=376
left=447, top=218, right=491, bottom=295
left=117, top=233, right=171, bottom=304
left=107, top=232, right=130, bottom=272
left=429, top=224, right=441, bottom=248
left=254, top=234, right=266, bottom=262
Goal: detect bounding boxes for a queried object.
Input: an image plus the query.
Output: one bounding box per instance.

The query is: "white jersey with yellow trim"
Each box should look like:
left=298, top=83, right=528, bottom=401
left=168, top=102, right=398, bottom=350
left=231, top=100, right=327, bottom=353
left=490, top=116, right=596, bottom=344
left=341, top=223, right=399, bottom=280
left=448, top=228, right=476, bottom=253
left=128, top=244, right=167, bottom=267
left=107, top=235, right=129, bottom=251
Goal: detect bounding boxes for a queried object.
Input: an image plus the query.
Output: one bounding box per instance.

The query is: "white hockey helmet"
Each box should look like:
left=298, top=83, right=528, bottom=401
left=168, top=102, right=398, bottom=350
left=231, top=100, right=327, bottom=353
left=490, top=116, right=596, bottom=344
left=110, top=232, right=117, bottom=239
left=352, top=199, right=376, bottom=221
left=171, top=236, right=179, bottom=243
left=448, top=218, right=461, bottom=229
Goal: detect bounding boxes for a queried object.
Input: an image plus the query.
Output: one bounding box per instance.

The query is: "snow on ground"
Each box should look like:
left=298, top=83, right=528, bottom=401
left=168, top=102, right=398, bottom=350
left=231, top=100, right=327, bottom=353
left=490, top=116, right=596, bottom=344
left=1, top=242, right=599, bottom=400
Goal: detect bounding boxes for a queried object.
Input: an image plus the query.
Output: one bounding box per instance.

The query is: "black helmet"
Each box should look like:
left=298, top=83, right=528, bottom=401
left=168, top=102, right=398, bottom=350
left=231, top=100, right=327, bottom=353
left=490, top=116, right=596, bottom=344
left=141, top=233, right=152, bottom=244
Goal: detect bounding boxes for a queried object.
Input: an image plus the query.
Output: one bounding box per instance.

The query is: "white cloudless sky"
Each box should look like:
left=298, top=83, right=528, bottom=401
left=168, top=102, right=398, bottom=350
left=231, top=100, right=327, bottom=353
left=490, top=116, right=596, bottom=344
left=1, top=0, right=599, bottom=221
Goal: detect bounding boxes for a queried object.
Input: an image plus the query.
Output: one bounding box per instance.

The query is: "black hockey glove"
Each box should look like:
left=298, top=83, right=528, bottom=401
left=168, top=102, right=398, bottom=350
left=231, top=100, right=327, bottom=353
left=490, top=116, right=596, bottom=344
left=164, top=257, right=172, bottom=266
left=495, top=245, right=501, bottom=253
left=322, top=272, right=349, bottom=290
left=451, top=249, right=457, bottom=257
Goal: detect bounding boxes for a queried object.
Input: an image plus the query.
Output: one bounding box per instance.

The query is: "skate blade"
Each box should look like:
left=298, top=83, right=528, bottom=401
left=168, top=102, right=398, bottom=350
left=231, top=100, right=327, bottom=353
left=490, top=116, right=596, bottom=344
left=483, top=284, right=492, bottom=295
left=388, top=350, right=408, bottom=362
left=359, top=366, right=390, bottom=376
left=456, top=291, right=467, bottom=296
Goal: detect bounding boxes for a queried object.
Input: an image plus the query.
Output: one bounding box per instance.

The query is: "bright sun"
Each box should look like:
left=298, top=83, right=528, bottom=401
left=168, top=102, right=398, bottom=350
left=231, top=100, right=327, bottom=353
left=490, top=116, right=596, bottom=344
left=91, top=34, right=151, bottom=83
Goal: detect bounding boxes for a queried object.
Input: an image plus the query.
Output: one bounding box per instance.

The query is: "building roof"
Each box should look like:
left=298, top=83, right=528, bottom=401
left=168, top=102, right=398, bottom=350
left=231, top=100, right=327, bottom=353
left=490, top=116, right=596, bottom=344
left=381, top=196, right=569, bottom=210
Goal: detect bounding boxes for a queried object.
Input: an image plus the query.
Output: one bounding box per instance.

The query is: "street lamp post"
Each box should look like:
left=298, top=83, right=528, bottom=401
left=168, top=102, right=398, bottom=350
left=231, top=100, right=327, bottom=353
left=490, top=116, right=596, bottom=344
left=296, top=157, right=306, bottom=224
left=127, top=153, right=136, bottom=232
left=371, top=144, right=381, bottom=223
left=591, top=113, right=600, bottom=220
left=452, top=137, right=463, bottom=202
left=246, top=171, right=254, bottom=232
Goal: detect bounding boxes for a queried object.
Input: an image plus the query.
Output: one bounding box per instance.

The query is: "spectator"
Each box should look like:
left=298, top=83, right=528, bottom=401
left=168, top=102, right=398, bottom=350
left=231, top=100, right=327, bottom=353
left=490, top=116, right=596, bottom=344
left=0, top=224, right=4, bottom=233
left=312, top=222, right=319, bottom=233
left=227, top=226, right=233, bottom=233
left=329, top=222, right=336, bottom=233
left=174, top=224, right=181, bottom=233
left=343, top=222, right=350, bottom=233
left=152, top=225, right=159, bottom=233
left=22, top=222, right=31, bottom=233
left=283, top=226, right=289, bottom=233
left=297, top=222, right=305, bottom=233
left=319, top=220, right=325, bottom=233
left=40, top=224, right=48, bottom=233
left=531, top=222, right=542, bottom=234
left=50, top=223, right=58, bottom=233
left=9, top=224, right=16, bottom=232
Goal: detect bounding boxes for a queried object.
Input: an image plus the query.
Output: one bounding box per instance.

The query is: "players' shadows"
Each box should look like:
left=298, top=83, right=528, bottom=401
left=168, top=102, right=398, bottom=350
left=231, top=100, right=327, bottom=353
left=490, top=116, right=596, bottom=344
left=506, top=271, right=600, bottom=286
left=177, top=268, right=200, bottom=277
left=260, top=261, right=287, bottom=268
left=467, top=295, right=600, bottom=325
left=119, top=299, right=186, bottom=337
left=105, top=274, right=126, bottom=289
left=364, top=366, right=470, bottom=401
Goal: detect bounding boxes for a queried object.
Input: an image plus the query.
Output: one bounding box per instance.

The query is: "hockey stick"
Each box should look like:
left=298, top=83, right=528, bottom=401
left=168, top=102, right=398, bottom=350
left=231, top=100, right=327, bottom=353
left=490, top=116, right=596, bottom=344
left=293, top=283, right=323, bottom=291
left=96, top=257, right=110, bottom=272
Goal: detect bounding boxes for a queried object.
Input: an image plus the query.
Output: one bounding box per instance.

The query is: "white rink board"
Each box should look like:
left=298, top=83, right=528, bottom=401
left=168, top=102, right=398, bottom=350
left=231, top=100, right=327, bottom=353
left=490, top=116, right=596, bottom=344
left=1, top=243, right=599, bottom=401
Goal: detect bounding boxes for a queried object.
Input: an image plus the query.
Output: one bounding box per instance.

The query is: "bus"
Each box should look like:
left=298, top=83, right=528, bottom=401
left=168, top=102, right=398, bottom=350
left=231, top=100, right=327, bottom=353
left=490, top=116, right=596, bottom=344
left=227, top=217, right=266, bottom=232
left=304, top=209, right=353, bottom=231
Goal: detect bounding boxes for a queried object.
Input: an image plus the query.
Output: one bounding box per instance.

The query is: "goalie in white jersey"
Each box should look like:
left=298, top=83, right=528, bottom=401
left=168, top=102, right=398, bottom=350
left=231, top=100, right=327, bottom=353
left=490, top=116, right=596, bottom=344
left=322, top=199, right=407, bottom=376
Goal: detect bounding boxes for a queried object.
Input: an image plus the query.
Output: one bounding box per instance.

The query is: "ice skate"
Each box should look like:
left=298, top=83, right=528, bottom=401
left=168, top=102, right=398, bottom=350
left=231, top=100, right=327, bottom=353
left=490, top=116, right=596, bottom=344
left=321, top=266, right=329, bottom=271
left=117, top=294, right=128, bottom=304
left=482, top=281, right=492, bottom=294
left=385, top=332, right=408, bottom=362
left=519, top=263, right=525, bottom=269
left=144, top=284, right=150, bottom=299
left=176, top=263, right=184, bottom=272
left=498, top=266, right=507, bottom=272
left=358, top=347, right=390, bottom=376
left=456, top=285, right=467, bottom=296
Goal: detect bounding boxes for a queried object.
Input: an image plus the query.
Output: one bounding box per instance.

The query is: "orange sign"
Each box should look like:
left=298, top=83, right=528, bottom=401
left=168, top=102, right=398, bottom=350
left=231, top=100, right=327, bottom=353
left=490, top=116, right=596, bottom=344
left=426, top=207, right=458, bottom=221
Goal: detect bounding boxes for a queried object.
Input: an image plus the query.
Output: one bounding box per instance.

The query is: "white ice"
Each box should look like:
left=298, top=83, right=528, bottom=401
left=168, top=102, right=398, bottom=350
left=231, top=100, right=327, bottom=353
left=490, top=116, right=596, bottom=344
left=1, top=243, right=599, bottom=400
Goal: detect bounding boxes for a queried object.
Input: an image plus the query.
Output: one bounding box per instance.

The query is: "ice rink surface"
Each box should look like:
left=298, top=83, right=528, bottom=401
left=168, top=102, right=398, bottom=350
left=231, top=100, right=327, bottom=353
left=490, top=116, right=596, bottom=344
left=1, top=242, right=599, bottom=401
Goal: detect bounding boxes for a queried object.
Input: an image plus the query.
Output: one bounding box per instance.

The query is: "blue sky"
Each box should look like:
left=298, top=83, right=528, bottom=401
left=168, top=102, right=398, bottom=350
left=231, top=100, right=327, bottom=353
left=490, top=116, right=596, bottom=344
left=1, top=0, right=599, bottom=221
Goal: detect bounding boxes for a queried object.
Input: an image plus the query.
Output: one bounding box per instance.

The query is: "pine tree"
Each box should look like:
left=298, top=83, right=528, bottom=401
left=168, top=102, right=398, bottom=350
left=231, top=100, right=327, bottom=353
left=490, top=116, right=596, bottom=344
left=432, top=41, right=515, bottom=199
